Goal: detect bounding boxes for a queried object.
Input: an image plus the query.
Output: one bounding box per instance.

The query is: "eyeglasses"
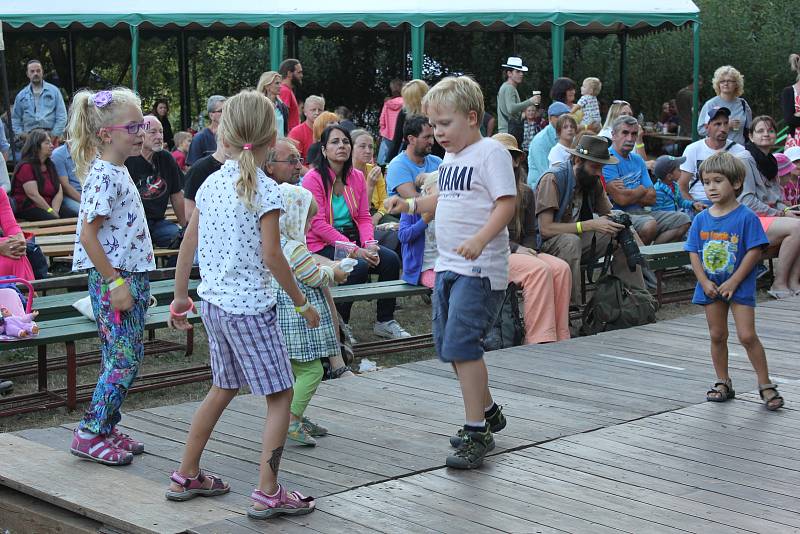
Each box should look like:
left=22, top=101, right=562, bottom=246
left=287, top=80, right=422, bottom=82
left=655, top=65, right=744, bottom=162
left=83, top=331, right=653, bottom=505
left=105, top=122, right=146, bottom=134
left=719, top=79, right=737, bottom=85
left=273, top=157, right=304, bottom=165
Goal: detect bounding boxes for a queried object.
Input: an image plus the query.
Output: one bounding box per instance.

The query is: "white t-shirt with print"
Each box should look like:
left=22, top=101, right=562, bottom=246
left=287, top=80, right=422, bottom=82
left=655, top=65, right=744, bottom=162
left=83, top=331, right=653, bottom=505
left=434, top=137, right=517, bottom=290
left=72, top=159, right=155, bottom=273
left=195, top=160, right=283, bottom=314
left=548, top=143, right=571, bottom=168
left=680, top=139, right=748, bottom=201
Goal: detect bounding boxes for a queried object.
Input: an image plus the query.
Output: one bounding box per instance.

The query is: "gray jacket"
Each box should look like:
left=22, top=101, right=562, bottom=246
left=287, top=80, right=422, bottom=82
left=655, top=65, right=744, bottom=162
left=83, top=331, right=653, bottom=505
left=737, top=153, right=786, bottom=216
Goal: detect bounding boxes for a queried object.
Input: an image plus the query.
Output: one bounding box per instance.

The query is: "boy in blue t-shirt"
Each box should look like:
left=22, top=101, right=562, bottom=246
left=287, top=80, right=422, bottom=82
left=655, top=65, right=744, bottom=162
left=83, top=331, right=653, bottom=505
left=684, top=152, right=783, bottom=411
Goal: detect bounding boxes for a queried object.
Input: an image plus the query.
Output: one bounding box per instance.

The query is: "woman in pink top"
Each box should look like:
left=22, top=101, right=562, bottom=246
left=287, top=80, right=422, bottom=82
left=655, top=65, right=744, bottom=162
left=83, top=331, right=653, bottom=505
left=0, top=188, right=34, bottom=280
left=302, top=125, right=410, bottom=340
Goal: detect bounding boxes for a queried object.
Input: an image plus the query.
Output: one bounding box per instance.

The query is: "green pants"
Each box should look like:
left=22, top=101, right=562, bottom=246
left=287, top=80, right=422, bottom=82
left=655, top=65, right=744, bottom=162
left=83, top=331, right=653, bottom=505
left=290, top=359, right=323, bottom=418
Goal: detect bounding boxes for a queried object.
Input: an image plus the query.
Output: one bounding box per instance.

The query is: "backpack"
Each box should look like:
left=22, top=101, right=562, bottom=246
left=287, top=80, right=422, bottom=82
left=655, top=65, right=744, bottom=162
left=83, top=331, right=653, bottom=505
left=579, top=254, right=658, bottom=336
left=483, top=282, right=524, bottom=351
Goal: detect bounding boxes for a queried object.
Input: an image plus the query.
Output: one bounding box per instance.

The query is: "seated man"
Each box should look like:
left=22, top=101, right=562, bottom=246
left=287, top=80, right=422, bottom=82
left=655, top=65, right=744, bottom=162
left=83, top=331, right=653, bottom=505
left=536, top=135, right=645, bottom=306
left=385, top=115, right=442, bottom=198
left=50, top=142, right=82, bottom=217
left=603, top=115, right=690, bottom=245
left=527, top=101, right=572, bottom=189
left=125, top=115, right=186, bottom=248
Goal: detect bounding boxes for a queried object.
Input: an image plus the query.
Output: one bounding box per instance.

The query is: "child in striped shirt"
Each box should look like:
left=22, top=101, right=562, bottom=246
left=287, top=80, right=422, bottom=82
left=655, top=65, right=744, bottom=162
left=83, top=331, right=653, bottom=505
left=274, top=183, right=348, bottom=446
left=653, top=154, right=706, bottom=215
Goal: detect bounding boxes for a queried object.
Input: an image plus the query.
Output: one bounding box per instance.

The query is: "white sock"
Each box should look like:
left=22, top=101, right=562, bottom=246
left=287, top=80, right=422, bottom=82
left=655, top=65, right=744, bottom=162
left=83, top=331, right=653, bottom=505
left=77, top=430, right=98, bottom=439
left=465, top=419, right=486, bottom=429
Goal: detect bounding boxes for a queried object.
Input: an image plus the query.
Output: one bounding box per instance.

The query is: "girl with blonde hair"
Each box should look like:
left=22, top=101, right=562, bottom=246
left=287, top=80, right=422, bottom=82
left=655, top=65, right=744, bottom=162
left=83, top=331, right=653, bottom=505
left=167, top=89, right=319, bottom=520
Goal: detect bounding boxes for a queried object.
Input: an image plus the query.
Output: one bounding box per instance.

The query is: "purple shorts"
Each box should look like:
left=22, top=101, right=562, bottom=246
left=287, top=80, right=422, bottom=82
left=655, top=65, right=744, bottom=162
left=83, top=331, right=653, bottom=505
left=201, top=301, right=294, bottom=395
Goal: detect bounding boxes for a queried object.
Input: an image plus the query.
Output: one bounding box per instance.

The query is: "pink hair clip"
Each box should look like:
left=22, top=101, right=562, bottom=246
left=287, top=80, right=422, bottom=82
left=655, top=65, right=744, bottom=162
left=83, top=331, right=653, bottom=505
left=242, top=143, right=253, bottom=150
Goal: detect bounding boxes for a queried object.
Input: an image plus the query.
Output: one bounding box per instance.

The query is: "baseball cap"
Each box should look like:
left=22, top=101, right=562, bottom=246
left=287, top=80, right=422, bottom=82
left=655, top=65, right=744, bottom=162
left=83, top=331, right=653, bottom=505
left=775, top=153, right=797, bottom=177
left=654, top=155, right=687, bottom=180
left=784, top=146, right=800, bottom=163
left=706, top=105, right=731, bottom=122
left=548, top=101, right=571, bottom=117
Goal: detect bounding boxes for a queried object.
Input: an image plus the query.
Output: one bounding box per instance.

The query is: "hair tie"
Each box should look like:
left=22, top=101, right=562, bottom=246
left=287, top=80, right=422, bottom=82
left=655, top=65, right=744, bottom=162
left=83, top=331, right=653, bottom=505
left=242, top=144, right=253, bottom=151
left=92, top=90, right=113, bottom=108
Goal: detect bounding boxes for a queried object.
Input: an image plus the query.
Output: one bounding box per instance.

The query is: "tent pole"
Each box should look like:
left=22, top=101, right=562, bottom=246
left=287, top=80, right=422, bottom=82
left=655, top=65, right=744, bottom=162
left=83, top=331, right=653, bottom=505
left=691, top=21, right=700, bottom=141
left=177, top=30, right=190, bottom=130
left=269, top=24, right=284, bottom=71
left=550, top=24, right=565, bottom=81
left=129, top=25, right=139, bottom=91
left=618, top=31, right=628, bottom=100
left=410, top=25, right=425, bottom=80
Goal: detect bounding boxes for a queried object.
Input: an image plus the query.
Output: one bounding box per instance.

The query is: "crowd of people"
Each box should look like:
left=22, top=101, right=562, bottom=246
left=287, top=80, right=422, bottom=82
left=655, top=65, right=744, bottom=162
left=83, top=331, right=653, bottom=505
left=0, top=50, right=793, bottom=518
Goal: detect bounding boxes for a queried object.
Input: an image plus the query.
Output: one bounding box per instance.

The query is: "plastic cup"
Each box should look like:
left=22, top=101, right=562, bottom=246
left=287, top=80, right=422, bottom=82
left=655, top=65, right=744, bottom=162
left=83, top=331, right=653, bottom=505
left=334, top=240, right=355, bottom=261
left=363, top=239, right=379, bottom=260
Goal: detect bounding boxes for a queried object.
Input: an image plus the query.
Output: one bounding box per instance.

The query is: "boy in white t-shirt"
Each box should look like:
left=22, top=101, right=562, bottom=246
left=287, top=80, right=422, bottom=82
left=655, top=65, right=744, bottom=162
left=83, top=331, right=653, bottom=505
left=386, top=76, right=517, bottom=469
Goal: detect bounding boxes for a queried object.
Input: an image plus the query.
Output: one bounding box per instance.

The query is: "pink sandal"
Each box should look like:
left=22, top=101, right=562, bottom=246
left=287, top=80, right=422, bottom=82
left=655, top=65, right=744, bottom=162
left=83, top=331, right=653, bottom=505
left=108, top=427, right=145, bottom=455
left=247, top=485, right=315, bottom=519
left=165, top=470, right=230, bottom=501
left=70, top=430, right=132, bottom=466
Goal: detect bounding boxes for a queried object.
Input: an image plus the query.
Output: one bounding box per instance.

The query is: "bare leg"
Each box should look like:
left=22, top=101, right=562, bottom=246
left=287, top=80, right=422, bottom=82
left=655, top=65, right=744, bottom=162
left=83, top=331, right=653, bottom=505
left=704, top=301, right=731, bottom=398
left=451, top=362, right=493, bottom=411
left=169, top=386, right=238, bottom=492
left=453, top=359, right=490, bottom=423
left=654, top=223, right=690, bottom=244
left=767, top=218, right=800, bottom=291
left=255, top=387, right=293, bottom=502
left=730, top=303, right=770, bottom=385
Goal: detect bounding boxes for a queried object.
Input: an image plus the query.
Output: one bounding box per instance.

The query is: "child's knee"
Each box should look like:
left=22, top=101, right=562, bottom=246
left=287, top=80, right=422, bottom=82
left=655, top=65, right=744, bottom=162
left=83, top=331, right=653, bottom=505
left=708, top=326, right=728, bottom=344
left=736, top=330, right=760, bottom=349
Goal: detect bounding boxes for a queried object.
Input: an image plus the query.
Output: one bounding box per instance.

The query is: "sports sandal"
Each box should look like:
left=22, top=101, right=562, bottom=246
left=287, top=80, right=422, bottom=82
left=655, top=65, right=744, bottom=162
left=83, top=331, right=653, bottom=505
left=70, top=430, right=132, bottom=466
left=706, top=379, right=735, bottom=402
left=165, top=470, right=230, bottom=501
left=247, top=485, right=315, bottom=519
left=759, top=383, right=785, bottom=411
left=450, top=405, right=506, bottom=448
left=108, top=427, right=145, bottom=455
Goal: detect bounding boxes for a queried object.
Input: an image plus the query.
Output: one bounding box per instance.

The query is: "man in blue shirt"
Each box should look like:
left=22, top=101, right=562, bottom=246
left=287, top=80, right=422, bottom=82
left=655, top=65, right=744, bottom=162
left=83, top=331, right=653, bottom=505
left=11, top=60, right=67, bottom=148
left=51, top=143, right=83, bottom=217
left=527, top=101, right=571, bottom=189
left=385, top=114, right=442, bottom=198
left=187, top=95, right=225, bottom=166
left=603, top=115, right=690, bottom=245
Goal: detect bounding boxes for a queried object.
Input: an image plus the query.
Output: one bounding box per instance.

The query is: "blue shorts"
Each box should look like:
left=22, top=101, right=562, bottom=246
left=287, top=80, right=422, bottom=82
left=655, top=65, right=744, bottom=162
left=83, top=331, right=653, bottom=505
left=432, top=271, right=505, bottom=362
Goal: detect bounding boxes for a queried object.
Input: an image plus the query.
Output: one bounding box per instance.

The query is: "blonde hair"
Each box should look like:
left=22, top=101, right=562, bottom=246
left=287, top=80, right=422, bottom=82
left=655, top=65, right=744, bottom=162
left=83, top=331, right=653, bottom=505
left=699, top=151, right=746, bottom=189
left=712, top=65, right=745, bottom=98
left=602, top=101, right=632, bottom=131
left=583, top=77, right=602, bottom=96
left=218, top=89, right=277, bottom=211
left=422, top=76, right=484, bottom=125
left=790, top=54, right=800, bottom=81
left=349, top=128, right=372, bottom=145
left=256, top=71, right=281, bottom=96
left=173, top=130, right=192, bottom=148
left=313, top=111, right=339, bottom=142
left=66, top=87, right=142, bottom=182
left=401, top=79, right=430, bottom=115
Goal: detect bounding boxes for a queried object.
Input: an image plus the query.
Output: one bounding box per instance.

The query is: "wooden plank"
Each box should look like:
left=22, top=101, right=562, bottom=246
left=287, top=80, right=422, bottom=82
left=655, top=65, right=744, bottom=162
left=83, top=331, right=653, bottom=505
left=0, top=485, right=103, bottom=534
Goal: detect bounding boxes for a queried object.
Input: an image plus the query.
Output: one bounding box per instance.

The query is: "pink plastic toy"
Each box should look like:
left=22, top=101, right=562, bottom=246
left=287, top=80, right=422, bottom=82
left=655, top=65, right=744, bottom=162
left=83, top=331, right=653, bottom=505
left=0, top=278, right=38, bottom=341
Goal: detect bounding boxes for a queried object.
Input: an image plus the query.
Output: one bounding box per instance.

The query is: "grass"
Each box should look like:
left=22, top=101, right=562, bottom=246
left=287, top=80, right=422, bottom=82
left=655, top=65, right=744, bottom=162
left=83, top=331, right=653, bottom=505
left=0, top=269, right=777, bottom=433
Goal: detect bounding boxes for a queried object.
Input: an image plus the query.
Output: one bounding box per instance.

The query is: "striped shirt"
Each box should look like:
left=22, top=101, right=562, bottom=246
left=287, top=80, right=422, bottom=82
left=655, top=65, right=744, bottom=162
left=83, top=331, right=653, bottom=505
left=654, top=179, right=694, bottom=212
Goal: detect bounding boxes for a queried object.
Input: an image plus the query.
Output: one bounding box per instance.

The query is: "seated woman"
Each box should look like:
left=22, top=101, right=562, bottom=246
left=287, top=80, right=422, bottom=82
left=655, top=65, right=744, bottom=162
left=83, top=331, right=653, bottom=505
left=11, top=129, right=64, bottom=221
left=398, top=173, right=439, bottom=289
left=303, top=125, right=410, bottom=340
left=739, top=115, right=800, bottom=298
left=547, top=114, right=577, bottom=168
left=0, top=188, right=34, bottom=280
left=494, top=133, right=572, bottom=344
left=350, top=129, right=400, bottom=255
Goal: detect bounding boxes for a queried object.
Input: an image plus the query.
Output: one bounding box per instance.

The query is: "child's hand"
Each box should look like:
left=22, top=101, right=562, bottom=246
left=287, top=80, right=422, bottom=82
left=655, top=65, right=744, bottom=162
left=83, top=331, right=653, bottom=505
left=168, top=297, right=196, bottom=330
left=700, top=279, right=719, bottom=298
left=333, top=265, right=349, bottom=284
left=455, top=237, right=486, bottom=260
left=383, top=196, right=409, bottom=215
left=693, top=202, right=706, bottom=213
left=302, top=305, right=320, bottom=328
left=110, top=282, right=134, bottom=312
left=717, top=279, right=739, bottom=300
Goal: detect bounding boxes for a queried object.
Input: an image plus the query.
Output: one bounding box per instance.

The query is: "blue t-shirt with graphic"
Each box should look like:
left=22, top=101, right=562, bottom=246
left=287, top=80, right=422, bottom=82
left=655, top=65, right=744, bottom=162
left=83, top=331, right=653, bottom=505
left=684, top=204, right=768, bottom=306
left=385, top=152, right=442, bottom=196
left=602, top=147, right=653, bottom=211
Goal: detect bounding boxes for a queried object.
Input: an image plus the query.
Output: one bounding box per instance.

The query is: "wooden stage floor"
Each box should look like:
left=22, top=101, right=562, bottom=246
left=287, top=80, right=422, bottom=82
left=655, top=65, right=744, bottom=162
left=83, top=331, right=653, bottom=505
left=1, top=298, right=799, bottom=533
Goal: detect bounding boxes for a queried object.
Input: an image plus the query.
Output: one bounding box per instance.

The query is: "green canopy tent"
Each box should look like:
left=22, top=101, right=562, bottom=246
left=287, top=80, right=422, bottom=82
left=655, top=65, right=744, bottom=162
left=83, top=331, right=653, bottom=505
left=0, top=1, right=701, bottom=133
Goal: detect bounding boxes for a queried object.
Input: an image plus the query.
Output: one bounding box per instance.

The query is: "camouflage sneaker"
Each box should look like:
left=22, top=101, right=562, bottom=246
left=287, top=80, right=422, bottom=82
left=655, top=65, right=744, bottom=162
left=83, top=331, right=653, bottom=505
left=450, top=405, right=506, bottom=448
left=287, top=421, right=317, bottom=446
left=446, top=427, right=494, bottom=470
left=302, top=417, right=328, bottom=437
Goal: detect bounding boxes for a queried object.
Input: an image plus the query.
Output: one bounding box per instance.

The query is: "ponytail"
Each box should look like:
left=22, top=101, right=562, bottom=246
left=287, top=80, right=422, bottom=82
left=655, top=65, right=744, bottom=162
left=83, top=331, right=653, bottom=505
left=236, top=148, right=260, bottom=212
left=791, top=54, right=800, bottom=80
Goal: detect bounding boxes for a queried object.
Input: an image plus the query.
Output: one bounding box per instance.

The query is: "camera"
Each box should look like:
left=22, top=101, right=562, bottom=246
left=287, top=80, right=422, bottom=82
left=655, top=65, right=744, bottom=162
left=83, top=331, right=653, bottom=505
left=607, top=212, right=645, bottom=272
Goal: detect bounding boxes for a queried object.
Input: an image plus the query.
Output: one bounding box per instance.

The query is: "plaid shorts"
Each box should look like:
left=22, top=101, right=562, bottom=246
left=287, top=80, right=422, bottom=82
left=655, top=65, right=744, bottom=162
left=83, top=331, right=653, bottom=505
left=201, top=301, right=294, bottom=395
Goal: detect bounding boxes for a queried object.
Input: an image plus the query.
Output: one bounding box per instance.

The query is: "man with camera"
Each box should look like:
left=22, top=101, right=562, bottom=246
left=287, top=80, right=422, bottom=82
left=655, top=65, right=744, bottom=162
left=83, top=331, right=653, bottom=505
left=535, top=135, right=646, bottom=306
left=603, top=115, right=691, bottom=245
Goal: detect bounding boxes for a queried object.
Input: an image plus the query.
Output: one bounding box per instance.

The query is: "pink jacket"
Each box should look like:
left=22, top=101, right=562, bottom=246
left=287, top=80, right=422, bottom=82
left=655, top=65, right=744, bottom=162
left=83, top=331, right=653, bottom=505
left=0, top=189, right=34, bottom=281
left=302, top=167, right=375, bottom=253
left=379, top=97, right=404, bottom=140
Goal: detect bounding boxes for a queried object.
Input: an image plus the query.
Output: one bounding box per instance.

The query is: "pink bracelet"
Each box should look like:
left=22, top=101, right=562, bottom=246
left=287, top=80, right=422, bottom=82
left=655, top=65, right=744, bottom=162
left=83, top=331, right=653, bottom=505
left=170, top=297, right=195, bottom=317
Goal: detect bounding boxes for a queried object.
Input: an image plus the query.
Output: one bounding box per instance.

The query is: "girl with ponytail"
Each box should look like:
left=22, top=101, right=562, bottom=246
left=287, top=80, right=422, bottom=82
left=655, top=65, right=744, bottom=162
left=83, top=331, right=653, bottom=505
left=67, top=87, right=155, bottom=466
left=167, top=89, right=319, bottom=520
left=781, top=53, right=800, bottom=148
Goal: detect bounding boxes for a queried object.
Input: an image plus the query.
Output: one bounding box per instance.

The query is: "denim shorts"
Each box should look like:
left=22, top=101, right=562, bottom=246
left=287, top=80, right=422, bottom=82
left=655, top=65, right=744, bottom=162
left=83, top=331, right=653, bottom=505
left=432, top=271, right=505, bottom=362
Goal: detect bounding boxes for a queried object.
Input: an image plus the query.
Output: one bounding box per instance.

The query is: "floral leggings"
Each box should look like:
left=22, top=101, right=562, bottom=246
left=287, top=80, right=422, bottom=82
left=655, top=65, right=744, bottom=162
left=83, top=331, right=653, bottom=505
left=78, top=269, right=150, bottom=435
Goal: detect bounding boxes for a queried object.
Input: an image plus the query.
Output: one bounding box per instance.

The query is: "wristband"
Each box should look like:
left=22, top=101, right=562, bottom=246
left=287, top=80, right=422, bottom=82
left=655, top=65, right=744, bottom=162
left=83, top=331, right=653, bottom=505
left=46, top=207, right=54, bottom=214
left=576, top=221, right=583, bottom=235
left=784, top=207, right=792, bottom=215
left=169, top=297, right=195, bottom=317
left=107, top=277, right=126, bottom=290
left=294, top=298, right=311, bottom=313
left=406, top=197, right=416, bottom=214
left=635, top=143, right=645, bottom=149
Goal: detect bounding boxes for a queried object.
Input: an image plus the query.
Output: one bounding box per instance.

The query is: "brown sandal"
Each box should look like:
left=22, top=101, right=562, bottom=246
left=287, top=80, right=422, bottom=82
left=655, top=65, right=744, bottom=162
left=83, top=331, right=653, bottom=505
left=759, top=383, right=784, bottom=411
left=706, top=379, right=735, bottom=402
